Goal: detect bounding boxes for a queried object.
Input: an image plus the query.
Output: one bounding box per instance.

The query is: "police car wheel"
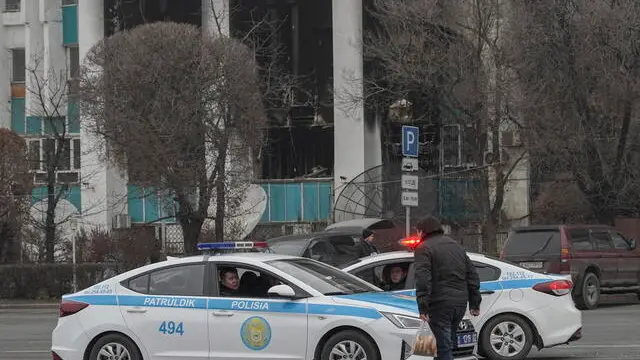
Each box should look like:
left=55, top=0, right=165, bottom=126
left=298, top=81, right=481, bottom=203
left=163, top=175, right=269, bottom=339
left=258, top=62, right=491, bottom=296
left=88, top=333, right=141, bottom=360
left=320, top=330, right=379, bottom=360
left=479, top=314, right=534, bottom=360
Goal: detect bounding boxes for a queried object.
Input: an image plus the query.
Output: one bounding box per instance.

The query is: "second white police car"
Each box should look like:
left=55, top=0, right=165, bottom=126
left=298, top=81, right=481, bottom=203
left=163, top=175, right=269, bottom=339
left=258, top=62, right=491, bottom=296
left=51, top=242, right=478, bottom=360
left=341, top=238, right=583, bottom=360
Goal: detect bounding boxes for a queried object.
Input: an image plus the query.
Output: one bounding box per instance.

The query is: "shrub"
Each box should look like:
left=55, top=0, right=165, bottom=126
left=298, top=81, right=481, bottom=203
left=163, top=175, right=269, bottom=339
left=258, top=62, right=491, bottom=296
left=0, top=263, right=117, bottom=300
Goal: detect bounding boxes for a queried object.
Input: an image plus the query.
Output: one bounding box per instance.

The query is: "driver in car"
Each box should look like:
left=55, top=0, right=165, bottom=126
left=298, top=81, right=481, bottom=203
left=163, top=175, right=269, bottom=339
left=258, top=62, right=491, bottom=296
left=219, top=267, right=240, bottom=296
left=382, top=264, right=407, bottom=291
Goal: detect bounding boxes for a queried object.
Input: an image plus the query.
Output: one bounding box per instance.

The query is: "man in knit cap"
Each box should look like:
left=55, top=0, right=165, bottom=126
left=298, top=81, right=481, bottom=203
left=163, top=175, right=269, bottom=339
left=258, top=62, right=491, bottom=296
left=414, top=215, right=481, bottom=360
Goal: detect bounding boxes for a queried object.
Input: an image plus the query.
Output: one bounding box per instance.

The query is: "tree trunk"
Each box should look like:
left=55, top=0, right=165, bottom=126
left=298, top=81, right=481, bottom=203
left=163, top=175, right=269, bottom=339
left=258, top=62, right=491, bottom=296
left=45, top=182, right=57, bottom=263
left=214, top=175, right=226, bottom=241
left=481, top=218, right=499, bottom=256
left=214, top=135, right=229, bottom=242
left=180, top=218, right=204, bottom=254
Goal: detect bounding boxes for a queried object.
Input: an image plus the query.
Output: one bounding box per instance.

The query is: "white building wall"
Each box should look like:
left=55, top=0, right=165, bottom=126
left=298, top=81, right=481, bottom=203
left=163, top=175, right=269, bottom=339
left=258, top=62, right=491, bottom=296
left=78, top=0, right=127, bottom=231
left=332, top=0, right=382, bottom=207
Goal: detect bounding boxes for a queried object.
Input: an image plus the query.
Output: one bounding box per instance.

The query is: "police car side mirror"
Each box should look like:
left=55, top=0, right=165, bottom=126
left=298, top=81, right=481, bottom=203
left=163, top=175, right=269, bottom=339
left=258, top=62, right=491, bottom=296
left=267, top=284, right=296, bottom=299
left=629, top=238, right=637, bottom=250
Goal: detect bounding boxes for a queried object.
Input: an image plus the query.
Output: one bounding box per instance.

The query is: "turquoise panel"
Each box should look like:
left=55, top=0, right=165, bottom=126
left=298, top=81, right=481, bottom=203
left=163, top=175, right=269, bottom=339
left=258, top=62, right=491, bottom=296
left=268, top=184, right=286, bottom=222
left=144, top=190, right=159, bottom=223
left=26, top=116, right=42, bottom=134
left=259, top=181, right=333, bottom=223
left=31, top=185, right=81, bottom=212
left=62, top=5, right=78, bottom=45
left=127, top=185, right=145, bottom=223
left=302, top=182, right=318, bottom=221
left=10, top=97, right=25, bottom=134
left=158, top=193, right=176, bottom=223
left=68, top=185, right=81, bottom=211
left=318, top=182, right=332, bottom=220
left=68, top=101, right=79, bottom=133
left=260, top=184, right=270, bottom=222
left=44, top=117, right=66, bottom=135
left=285, top=183, right=301, bottom=221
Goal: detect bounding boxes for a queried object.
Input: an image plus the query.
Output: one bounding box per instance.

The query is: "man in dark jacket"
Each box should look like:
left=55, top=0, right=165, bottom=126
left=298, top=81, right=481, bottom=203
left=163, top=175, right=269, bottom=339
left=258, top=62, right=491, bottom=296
left=356, top=229, right=379, bottom=257
left=414, top=216, right=481, bottom=360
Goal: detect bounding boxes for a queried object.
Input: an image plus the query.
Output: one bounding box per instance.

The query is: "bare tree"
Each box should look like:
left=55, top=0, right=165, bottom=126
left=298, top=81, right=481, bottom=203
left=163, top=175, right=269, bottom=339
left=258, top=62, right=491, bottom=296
left=22, top=56, right=84, bottom=263
left=362, top=0, right=525, bottom=253
left=80, top=22, right=265, bottom=253
left=509, top=0, right=640, bottom=224
left=0, top=129, right=32, bottom=263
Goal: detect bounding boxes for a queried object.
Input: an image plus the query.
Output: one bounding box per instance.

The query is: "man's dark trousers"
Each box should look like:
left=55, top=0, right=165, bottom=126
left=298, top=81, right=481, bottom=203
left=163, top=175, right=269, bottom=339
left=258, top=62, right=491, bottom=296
left=428, top=306, right=466, bottom=360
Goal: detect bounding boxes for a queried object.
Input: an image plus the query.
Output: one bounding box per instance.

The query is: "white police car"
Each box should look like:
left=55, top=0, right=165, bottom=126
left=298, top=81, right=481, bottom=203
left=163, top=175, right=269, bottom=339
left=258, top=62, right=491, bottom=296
left=51, top=242, right=478, bottom=360
left=341, top=240, right=583, bottom=360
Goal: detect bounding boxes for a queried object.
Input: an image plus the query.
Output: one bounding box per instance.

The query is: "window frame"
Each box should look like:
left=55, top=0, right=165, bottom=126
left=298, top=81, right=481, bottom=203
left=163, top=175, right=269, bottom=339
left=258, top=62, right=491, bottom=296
left=210, top=261, right=311, bottom=299
left=120, top=262, right=210, bottom=297
left=11, top=48, right=25, bottom=83
left=590, top=231, right=613, bottom=251
left=5, top=0, right=21, bottom=12
left=471, top=260, right=502, bottom=282
left=350, top=259, right=415, bottom=289
left=609, top=231, right=631, bottom=250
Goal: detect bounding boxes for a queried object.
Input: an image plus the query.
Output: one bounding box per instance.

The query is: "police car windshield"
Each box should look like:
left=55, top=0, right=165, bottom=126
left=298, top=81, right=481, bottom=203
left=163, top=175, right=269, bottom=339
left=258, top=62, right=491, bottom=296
left=267, top=258, right=379, bottom=295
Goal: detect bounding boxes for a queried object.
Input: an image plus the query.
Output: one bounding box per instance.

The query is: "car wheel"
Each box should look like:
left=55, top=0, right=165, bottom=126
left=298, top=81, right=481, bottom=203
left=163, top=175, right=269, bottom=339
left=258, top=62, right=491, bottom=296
left=320, top=330, right=379, bottom=360
left=88, top=333, right=141, bottom=360
left=574, top=272, right=600, bottom=310
left=479, top=314, right=534, bottom=360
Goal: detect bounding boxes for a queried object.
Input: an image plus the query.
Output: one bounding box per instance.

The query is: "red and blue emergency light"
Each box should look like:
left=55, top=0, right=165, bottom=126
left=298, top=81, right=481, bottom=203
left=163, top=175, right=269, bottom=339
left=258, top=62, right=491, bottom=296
left=196, top=241, right=270, bottom=251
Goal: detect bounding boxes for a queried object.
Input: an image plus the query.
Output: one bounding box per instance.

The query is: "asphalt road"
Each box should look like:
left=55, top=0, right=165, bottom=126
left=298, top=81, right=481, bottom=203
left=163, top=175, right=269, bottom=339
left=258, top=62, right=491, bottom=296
left=0, top=295, right=638, bottom=360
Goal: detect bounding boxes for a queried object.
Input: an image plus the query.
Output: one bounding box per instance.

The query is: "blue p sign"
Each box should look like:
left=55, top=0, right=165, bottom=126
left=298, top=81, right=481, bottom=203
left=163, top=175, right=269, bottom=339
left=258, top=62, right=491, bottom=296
left=402, top=126, right=419, bottom=157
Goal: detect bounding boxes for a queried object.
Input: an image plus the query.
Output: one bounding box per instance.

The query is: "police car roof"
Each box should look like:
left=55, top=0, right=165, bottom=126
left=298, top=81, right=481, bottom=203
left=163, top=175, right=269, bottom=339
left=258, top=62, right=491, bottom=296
left=341, top=249, right=491, bottom=269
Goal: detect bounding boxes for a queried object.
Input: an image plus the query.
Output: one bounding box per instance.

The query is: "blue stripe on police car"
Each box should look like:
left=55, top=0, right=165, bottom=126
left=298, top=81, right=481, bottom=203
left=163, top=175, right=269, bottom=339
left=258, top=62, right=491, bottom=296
left=61, top=294, right=383, bottom=319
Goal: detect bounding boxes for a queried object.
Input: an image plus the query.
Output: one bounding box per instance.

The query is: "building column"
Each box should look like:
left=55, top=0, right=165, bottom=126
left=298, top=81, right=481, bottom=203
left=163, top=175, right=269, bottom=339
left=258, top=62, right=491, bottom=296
left=41, top=0, right=66, bottom=116
left=24, top=0, right=43, bottom=117
left=79, top=0, right=127, bottom=230
left=331, top=0, right=382, bottom=210
left=0, top=17, right=10, bottom=129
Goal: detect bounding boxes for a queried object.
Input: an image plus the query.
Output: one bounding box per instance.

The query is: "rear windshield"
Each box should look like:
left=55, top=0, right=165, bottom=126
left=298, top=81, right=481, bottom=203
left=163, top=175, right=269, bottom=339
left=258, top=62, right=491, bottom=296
left=267, top=240, right=308, bottom=256
left=503, top=230, right=561, bottom=256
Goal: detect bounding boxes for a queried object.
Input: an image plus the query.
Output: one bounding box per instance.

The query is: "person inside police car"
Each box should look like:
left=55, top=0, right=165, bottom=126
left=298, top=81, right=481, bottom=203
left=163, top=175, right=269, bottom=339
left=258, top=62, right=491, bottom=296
left=414, top=215, right=481, bottom=360
left=219, top=267, right=240, bottom=296
left=382, top=264, right=407, bottom=291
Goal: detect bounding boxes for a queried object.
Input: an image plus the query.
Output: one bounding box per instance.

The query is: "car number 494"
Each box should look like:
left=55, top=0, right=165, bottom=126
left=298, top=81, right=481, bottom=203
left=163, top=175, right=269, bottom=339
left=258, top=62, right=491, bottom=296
left=159, top=321, right=184, bottom=336
left=457, top=333, right=477, bottom=346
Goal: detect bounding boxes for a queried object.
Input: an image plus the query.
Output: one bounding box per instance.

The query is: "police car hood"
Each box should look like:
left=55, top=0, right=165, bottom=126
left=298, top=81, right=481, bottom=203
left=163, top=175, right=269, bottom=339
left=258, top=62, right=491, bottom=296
left=331, top=291, right=421, bottom=317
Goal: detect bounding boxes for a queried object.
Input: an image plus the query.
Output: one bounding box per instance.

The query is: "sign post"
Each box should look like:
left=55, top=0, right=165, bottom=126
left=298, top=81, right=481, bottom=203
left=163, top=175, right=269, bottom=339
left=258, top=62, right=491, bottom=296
left=401, top=126, right=419, bottom=237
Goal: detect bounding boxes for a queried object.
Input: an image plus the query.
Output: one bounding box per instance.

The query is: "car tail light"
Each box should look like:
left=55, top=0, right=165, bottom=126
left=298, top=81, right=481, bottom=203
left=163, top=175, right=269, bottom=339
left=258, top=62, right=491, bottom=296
left=533, top=279, right=573, bottom=296
left=52, top=351, right=63, bottom=360
left=59, top=299, right=89, bottom=317
left=558, top=228, right=571, bottom=273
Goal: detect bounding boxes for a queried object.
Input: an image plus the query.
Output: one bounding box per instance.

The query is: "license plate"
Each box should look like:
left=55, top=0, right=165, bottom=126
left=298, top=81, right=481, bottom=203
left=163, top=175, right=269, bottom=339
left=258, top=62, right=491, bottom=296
left=520, top=261, right=543, bottom=269
left=457, top=332, right=477, bottom=346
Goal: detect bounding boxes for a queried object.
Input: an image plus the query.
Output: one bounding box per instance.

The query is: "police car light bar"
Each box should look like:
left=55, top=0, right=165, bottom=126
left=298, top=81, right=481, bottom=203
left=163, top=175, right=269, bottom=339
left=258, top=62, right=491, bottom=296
left=398, top=236, right=422, bottom=249
left=196, top=241, right=269, bottom=251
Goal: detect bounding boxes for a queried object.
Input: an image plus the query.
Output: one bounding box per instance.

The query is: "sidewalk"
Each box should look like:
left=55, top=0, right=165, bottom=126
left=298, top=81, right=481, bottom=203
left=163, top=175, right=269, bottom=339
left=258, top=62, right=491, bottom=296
left=0, top=300, right=59, bottom=310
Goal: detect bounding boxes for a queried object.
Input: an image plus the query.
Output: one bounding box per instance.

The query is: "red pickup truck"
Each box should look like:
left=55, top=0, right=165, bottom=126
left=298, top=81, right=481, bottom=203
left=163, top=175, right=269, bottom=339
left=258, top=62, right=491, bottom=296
left=501, top=224, right=640, bottom=310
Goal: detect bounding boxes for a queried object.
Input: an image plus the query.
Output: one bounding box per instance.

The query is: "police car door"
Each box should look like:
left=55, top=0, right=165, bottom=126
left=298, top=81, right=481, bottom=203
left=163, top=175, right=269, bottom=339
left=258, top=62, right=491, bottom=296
left=473, top=260, right=504, bottom=324
left=208, top=262, right=308, bottom=360
left=118, top=262, right=210, bottom=360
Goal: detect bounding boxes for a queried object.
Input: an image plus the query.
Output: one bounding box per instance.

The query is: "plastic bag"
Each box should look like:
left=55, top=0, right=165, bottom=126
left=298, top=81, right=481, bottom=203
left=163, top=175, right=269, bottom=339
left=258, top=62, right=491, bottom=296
left=411, top=320, right=437, bottom=357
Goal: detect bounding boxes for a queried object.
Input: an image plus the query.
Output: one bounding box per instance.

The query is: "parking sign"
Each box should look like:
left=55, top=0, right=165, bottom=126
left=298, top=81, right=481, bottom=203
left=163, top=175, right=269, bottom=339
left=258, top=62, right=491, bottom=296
left=402, top=126, right=419, bottom=157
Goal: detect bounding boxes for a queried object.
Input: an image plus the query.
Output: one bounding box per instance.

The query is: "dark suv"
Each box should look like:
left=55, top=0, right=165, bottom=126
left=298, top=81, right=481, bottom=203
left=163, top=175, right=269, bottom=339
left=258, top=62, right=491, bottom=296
left=501, top=225, right=640, bottom=310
